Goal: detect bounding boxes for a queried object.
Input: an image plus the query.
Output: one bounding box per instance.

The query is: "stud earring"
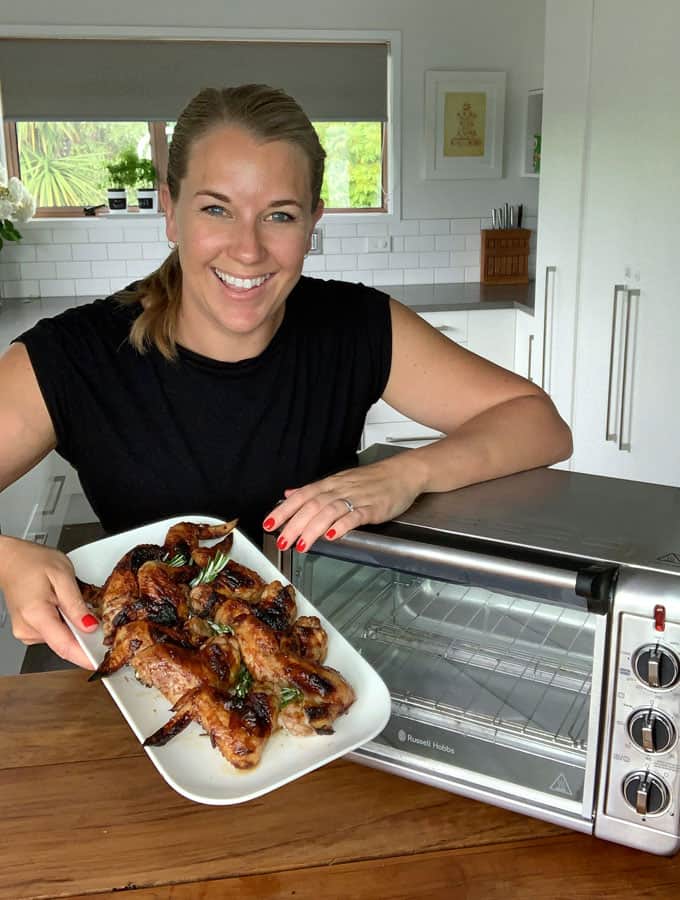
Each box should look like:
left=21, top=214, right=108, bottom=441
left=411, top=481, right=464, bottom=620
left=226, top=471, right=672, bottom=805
left=168, top=240, right=178, bottom=251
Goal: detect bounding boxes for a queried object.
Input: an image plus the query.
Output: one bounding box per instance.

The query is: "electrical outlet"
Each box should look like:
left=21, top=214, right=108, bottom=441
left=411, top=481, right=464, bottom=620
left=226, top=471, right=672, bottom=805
left=367, top=235, right=391, bottom=253
left=308, top=228, right=323, bottom=255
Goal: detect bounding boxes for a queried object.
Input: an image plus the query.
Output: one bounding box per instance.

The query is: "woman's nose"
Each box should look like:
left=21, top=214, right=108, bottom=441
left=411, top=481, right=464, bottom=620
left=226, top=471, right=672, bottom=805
left=229, top=221, right=265, bottom=263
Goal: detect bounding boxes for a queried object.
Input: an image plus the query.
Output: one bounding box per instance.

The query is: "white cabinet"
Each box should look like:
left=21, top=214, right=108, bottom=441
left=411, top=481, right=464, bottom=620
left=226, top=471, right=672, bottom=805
left=568, top=0, right=680, bottom=485
left=363, top=308, right=517, bottom=448
left=539, top=0, right=680, bottom=485
left=514, top=309, right=536, bottom=383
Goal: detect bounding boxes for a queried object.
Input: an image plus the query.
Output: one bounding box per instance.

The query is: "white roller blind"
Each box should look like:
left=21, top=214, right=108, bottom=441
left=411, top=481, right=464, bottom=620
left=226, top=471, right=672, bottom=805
left=0, top=39, right=388, bottom=122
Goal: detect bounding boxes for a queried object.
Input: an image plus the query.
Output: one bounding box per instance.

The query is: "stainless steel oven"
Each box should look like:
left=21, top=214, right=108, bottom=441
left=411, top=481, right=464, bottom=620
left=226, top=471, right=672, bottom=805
left=264, top=447, right=680, bottom=855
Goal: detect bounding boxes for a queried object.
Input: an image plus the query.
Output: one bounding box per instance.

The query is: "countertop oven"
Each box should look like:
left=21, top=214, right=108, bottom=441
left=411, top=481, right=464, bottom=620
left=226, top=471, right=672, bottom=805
left=264, top=445, right=680, bottom=855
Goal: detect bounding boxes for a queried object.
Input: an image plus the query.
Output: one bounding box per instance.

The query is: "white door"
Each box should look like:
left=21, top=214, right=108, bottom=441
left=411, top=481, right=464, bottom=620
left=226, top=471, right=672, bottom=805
left=570, top=0, right=680, bottom=485
left=534, top=0, right=593, bottom=428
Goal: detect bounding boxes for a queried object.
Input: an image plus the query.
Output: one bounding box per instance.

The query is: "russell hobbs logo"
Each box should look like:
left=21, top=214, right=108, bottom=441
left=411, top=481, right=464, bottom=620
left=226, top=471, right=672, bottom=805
left=397, top=728, right=456, bottom=756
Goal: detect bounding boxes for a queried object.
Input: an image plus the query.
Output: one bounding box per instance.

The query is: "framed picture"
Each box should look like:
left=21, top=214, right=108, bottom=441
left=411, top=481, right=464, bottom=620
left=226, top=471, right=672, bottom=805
left=424, top=70, right=506, bottom=180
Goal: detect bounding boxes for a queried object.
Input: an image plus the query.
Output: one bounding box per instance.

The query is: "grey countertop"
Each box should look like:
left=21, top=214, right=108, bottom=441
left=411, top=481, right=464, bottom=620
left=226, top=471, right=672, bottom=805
left=0, top=282, right=534, bottom=345
left=382, top=281, right=534, bottom=314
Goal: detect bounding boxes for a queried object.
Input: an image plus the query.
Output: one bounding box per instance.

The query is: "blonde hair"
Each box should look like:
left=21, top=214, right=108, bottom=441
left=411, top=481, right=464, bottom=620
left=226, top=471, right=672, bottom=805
left=121, top=84, right=326, bottom=359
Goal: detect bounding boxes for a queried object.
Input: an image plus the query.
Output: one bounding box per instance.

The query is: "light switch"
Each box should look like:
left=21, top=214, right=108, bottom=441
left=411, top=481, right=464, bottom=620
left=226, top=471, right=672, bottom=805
left=367, top=236, right=391, bottom=252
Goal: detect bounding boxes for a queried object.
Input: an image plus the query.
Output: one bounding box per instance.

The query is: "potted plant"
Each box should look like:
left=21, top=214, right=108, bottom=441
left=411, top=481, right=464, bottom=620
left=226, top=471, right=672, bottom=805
left=136, top=158, right=158, bottom=213
left=105, top=148, right=138, bottom=213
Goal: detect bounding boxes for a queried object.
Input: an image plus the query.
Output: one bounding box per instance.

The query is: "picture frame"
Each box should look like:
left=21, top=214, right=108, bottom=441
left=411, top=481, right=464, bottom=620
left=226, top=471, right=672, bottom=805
left=424, top=70, right=506, bottom=180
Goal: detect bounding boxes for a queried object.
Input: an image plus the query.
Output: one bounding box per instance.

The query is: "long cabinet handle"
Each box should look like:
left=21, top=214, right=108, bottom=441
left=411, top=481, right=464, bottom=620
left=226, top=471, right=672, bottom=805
left=540, top=265, right=557, bottom=390
left=42, top=474, right=65, bottom=516
left=605, top=285, right=627, bottom=442
left=527, top=333, right=535, bottom=382
left=384, top=433, right=445, bottom=443
left=618, top=289, right=639, bottom=452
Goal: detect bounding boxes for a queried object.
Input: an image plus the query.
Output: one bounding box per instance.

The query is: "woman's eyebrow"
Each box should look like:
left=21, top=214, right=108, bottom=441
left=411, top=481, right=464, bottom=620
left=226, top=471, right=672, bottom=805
left=194, top=190, right=303, bottom=209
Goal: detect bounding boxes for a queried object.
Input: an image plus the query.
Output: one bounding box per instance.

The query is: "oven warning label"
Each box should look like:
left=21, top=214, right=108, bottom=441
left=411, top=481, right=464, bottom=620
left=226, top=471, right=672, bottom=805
left=549, top=773, right=573, bottom=796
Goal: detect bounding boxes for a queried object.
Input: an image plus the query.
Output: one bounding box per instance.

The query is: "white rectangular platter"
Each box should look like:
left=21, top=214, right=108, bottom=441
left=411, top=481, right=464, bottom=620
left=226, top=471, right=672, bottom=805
left=66, top=515, right=391, bottom=805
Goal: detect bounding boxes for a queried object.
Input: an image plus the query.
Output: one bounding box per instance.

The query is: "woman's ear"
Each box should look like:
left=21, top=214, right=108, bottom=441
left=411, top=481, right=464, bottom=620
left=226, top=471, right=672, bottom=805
left=160, top=184, right=177, bottom=242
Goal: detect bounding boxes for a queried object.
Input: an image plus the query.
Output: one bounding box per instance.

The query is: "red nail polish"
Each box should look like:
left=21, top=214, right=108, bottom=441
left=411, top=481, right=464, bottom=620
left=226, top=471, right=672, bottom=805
left=296, top=539, right=306, bottom=553
left=276, top=536, right=288, bottom=550
left=263, top=517, right=275, bottom=530
left=326, top=529, right=336, bottom=540
left=81, top=614, right=98, bottom=628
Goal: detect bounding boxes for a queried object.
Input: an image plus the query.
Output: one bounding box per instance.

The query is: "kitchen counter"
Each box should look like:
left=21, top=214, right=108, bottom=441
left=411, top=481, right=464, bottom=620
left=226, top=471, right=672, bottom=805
left=381, top=281, right=534, bottom=314
left=1, top=669, right=678, bottom=900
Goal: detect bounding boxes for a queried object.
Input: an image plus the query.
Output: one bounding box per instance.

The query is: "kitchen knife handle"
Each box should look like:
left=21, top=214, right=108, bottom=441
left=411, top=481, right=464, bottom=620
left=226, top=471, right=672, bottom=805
left=605, top=284, right=626, bottom=442
left=540, top=265, right=557, bottom=390
left=618, top=288, right=639, bottom=452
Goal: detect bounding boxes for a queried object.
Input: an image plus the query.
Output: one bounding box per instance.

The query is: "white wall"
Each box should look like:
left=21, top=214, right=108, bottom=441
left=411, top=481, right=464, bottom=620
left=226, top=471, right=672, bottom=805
left=0, top=0, right=544, bottom=297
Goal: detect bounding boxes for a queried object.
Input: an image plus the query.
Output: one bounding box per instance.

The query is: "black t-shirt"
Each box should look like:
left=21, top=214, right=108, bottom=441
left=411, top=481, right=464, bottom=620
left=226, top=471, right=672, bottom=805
left=14, top=276, right=392, bottom=544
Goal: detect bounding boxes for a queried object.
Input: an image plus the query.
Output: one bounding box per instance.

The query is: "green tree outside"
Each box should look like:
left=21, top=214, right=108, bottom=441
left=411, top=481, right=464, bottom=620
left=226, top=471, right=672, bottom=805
left=17, top=121, right=383, bottom=210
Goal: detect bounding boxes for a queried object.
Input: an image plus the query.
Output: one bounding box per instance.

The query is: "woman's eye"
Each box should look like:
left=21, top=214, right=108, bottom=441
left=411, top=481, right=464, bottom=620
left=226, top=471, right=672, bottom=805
left=267, top=210, right=295, bottom=223
left=203, top=205, right=228, bottom=217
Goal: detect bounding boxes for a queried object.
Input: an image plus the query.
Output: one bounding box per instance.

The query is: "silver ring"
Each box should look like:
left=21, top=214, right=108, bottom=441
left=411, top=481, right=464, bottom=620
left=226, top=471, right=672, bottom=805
left=339, top=497, right=355, bottom=514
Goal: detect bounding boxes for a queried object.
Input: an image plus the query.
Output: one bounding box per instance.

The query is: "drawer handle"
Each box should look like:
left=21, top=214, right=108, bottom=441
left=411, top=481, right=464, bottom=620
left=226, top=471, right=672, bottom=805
left=385, top=433, right=445, bottom=443
left=42, top=474, right=66, bottom=516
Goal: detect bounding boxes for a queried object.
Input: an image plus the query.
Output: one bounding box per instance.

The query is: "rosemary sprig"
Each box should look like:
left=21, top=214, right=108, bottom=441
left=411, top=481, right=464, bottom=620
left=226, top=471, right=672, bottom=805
left=207, top=620, right=233, bottom=635
left=190, top=551, right=230, bottom=587
left=233, top=664, right=253, bottom=700
left=164, top=551, right=189, bottom=567
left=279, top=686, right=303, bottom=709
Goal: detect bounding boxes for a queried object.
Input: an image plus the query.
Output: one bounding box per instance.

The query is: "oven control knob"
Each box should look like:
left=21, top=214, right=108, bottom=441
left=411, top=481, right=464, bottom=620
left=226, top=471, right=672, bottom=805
left=628, top=709, right=676, bottom=754
left=623, top=771, right=670, bottom=816
left=632, top=644, right=680, bottom=689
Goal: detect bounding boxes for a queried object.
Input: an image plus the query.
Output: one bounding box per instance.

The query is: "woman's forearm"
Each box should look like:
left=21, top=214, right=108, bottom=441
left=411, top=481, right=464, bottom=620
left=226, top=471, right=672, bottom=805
left=392, top=393, right=573, bottom=496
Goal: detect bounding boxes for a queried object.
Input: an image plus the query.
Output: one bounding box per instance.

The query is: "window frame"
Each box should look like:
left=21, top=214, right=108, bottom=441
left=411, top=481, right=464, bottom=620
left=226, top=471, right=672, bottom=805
left=5, top=118, right=388, bottom=218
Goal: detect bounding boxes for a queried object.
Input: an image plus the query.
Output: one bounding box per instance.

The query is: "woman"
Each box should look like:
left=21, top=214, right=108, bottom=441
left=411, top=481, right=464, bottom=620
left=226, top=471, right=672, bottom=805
left=0, top=84, right=572, bottom=670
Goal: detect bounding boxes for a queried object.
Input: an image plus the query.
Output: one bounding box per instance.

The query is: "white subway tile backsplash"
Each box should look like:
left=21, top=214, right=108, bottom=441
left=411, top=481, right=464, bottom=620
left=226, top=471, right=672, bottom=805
left=92, top=260, right=124, bottom=278
left=452, top=250, right=481, bottom=267
left=419, top=219, right=450, bottom=235
left=36, top=244, right=72, bottom=262
left=356, top=222, right=389, bottom=237
left=404, top=235, right=435, bottom=253
left=88, top=226, right=124, bottom=243
left=2, top=280, right=39, bottom=298
left=450, top=219, right=482, bottom=234
left=51, top=227, right=90, bottom=244
left=108, top=243, right=142, bottom=260
left=2, top=244, right=37, bottom=262
left=75, top=278, right=111, bottom=297
left=388, top=252, right=419, bottom=269
left=1, top=215, right=532, bottom=301
left=73, top=244, right=109, bottom=261
left=321, top=271, right=343, bottom=281
left=435, top=267, right=465, bottom=284
left=373, top=269, right=402, bottom=286
left=435, top=235, right=466, bottom=252
left=56, top=261, right=92, bottom=279
left=21, top=262, right=57, bottom=280
left=39, top=278, right=76, bottom=296
left=404, top=268, right=434, bottom=285
left=340, top=237, right=368, bottom=254
left=388, top=221, right=420, bottom=236
left=323, top=224, right=357, bottom=239
left=419, top=251, right=451, bottom=268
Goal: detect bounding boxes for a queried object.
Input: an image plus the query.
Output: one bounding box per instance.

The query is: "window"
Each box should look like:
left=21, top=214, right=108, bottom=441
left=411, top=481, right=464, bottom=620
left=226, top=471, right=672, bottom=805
left=6, top=118, right=385, bottom=216
left=2, top=37, right=391, bottom=217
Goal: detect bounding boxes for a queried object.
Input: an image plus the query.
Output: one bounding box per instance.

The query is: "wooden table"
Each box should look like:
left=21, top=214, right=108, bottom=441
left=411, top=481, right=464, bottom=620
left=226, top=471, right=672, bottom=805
left=2, top=671, right=680, bottom=899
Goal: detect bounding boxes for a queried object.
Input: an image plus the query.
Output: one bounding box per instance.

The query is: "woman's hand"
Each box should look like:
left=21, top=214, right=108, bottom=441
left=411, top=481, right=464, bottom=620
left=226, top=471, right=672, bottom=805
left=262, top=455, right=428, bottom=553
left=0, top=536, right=98, bottom=669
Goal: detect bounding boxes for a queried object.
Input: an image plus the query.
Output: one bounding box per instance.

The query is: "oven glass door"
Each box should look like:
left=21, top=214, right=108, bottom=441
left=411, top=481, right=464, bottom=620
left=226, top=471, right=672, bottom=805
left=285, top=532, right=610, bottom=826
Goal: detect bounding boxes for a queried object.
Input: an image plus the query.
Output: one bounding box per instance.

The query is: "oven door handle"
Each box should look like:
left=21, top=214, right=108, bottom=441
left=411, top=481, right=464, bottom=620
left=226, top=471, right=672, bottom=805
left=307, top=530, right=613, bottom=614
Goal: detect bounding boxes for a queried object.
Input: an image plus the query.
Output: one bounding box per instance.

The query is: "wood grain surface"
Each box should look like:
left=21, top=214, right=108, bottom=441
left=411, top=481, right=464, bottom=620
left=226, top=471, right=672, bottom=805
left=2, top=670, right=680, bottom=900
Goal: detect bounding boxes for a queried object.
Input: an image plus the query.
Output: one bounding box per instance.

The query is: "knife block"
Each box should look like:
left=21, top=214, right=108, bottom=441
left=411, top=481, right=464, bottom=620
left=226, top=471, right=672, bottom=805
left=480, top=229, right=531, bottom=284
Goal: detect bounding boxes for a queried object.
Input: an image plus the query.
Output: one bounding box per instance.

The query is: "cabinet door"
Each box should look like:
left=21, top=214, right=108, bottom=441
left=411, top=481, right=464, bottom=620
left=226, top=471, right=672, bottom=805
left=534, top=0, right=593, bottom=427
left=514, top=310, right=536, bottom=382
left=570, top=0, right=680, bottom=485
